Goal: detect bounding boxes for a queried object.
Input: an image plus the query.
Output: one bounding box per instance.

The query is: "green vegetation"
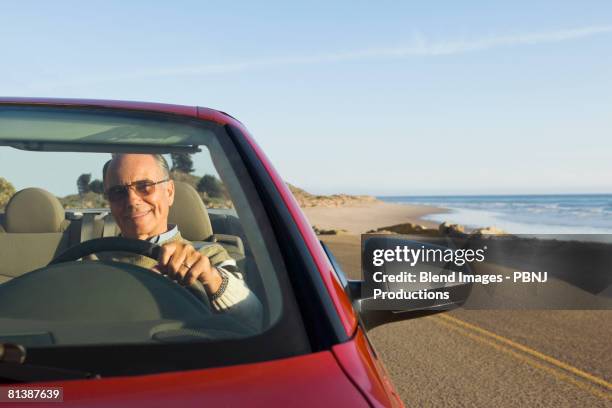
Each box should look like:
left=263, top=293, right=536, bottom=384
left=89, top=179, right=104, bottom=194
left=197, top=175, right=226, bottom=198
left=170, top=153, right=194, bottom=174
left=76, top=174, right=105, bottom=196
left=77, top=173, right=92, bottom=196
left=0, top=177, right=16, bottom=209
left=65, top=174, right=108, bottom=208
left=171, top=170, right=231, bottom=208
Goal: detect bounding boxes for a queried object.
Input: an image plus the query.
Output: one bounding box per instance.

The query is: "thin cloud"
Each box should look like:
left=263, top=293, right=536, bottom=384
left=26, top=25, right=612, bottom=90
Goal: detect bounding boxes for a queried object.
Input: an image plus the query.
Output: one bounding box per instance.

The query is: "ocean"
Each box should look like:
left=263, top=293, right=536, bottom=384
left=379, top=194, right=612, bottom=235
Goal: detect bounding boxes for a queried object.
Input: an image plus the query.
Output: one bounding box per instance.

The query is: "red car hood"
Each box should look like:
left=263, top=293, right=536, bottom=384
left=24, top=351, right=368, bottom=407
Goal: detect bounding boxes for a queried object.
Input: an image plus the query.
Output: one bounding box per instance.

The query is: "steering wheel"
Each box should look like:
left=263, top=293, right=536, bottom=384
left=50, top=237, right=212, bottom=308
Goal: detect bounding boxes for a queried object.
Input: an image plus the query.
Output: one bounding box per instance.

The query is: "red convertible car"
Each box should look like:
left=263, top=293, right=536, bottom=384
left=0, top=98, right=461, bottom=407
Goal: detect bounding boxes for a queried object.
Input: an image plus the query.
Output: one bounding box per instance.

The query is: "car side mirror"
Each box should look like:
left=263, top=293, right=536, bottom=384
left=350, top=236, right=473, bottom=330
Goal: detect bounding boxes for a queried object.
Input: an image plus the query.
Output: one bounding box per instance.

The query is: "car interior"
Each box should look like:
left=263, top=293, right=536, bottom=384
left=0, top=180, right=270, bottom=346
left=0, top=182, right=248, bottom=283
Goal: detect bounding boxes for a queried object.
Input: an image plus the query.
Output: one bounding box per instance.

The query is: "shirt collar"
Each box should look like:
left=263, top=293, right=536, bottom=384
left=148, top=224, right=179, bottom=244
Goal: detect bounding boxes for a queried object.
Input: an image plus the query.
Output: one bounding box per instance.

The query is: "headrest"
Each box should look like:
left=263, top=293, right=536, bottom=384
left=5, top=188, right=65, bottom=233
left=168, top=181, right=213, bottom=241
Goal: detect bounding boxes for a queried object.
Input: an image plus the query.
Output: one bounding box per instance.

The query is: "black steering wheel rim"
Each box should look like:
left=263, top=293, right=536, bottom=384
left=50, top=237, right=162, bottom=265
left=49, top=237, right=212, bottom=309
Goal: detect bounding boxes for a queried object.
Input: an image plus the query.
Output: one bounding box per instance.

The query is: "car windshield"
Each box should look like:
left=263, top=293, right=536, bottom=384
left=0, top=105, right=310, bottom=377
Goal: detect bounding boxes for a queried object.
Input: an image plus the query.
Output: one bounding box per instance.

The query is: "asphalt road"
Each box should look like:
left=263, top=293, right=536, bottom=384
left=320, top=234, right=612, bottom=407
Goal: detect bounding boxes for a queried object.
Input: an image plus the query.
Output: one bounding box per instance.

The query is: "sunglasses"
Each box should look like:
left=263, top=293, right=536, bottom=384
left=105, top=179, right=170, bottom=202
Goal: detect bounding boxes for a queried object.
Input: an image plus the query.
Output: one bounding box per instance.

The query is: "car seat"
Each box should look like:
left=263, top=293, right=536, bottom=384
left=0, top=188, right=72, bottom=282
left=168, top=182, right=245, bottom=259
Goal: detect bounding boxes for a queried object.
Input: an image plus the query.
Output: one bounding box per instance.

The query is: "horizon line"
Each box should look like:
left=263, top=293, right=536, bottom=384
left=376, top=192, right=612, bottom=197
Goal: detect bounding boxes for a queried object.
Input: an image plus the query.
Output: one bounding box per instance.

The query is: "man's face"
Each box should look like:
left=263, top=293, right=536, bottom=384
left=104, top=154, right=174, bottom=240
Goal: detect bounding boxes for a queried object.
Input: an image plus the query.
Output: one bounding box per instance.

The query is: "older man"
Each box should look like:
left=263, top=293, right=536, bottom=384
left=102, top=153, right=261, bottom=329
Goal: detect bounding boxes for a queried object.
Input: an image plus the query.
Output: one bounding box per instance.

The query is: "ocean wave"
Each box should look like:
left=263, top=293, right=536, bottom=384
left=381, top=194, right=612, bottom=233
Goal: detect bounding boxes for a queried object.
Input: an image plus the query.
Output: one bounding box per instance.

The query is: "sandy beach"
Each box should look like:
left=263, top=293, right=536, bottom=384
left=302, top=201, right=447, bottom=234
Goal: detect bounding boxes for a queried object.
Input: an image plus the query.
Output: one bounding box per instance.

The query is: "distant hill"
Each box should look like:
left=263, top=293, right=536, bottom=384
left=1, top=174, right=377, bottom=211
left=60, top=192, right=108, bottom=209
left=286, top=183, right=379, bottom=207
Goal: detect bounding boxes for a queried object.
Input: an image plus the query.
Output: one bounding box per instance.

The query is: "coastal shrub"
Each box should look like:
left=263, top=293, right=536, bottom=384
left=89, top=179, right=104, bottom=194
left=77, top=173, right=92, bottom=196
left=0, top=177, right=15, bottom=208
left=60, top=192, right=108, bottom=209
left=170, top=153, right=194, bottom=174
left=197, top=174, right=226, bottom=198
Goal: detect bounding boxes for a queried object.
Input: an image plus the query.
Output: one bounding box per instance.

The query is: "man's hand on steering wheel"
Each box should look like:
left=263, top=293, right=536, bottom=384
left=49, top=237, right=215, bottom=309
left=156, top=242, right=223, bottom=296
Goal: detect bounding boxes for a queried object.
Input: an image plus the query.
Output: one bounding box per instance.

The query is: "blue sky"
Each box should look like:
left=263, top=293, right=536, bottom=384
left=1, top=1, right=611, bottom=195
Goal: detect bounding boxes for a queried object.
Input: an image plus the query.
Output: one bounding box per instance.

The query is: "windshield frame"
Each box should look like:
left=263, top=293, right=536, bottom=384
left=0, top=103, right=329, bottom=378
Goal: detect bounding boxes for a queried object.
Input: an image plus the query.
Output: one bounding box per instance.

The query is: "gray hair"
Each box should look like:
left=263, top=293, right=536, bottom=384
left=102, top=154, right=171, bottom=187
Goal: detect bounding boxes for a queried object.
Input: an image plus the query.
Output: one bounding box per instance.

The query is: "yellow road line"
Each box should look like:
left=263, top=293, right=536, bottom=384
left=437, top=313, right=612, bottom=391
left=432, top=317, right=612, bottom=401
